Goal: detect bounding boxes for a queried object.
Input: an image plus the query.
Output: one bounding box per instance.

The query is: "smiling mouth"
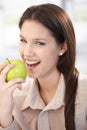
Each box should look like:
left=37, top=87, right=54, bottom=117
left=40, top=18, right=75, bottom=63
left=26, top=60, right=41, bottom=68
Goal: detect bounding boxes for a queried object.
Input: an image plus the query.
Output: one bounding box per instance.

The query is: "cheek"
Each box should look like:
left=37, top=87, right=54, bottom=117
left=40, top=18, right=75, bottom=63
left=49, top=47, right=59, bottom=58
left=43, top=47, right=59, bottom=64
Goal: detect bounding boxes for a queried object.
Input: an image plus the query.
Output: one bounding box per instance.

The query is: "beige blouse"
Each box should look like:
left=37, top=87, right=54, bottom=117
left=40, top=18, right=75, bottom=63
left=0, top=73, right=87, bottom=130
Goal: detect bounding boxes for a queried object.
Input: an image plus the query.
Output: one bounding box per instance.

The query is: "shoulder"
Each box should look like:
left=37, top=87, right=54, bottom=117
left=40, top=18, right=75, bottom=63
left=77, top=73, right=87, bottom=98
left=78, top=73, right=87, bottom=89
left=78, top=73, right=87, bottom=81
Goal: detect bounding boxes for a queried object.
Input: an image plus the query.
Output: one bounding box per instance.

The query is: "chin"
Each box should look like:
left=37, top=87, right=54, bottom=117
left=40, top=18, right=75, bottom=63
left=28, top=73, right=38, bottom=79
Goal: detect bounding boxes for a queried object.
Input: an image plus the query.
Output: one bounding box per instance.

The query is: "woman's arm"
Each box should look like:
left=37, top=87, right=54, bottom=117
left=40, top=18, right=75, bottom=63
left=0, top=63, right=24, bottom=128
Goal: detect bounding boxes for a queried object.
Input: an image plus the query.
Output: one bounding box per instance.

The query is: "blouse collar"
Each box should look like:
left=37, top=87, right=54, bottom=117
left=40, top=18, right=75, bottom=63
left=21, top=73, right=79, bottom=111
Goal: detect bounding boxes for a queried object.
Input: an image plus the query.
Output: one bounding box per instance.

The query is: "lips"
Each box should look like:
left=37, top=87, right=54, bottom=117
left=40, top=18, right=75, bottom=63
left=26, top=60, right=40, bottom=68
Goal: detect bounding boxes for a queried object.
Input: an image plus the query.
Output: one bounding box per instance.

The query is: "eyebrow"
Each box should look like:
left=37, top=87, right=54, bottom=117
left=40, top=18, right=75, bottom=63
left=19, top=34, right=25, bottom=39
left=19, top=34, right=47, bottom=42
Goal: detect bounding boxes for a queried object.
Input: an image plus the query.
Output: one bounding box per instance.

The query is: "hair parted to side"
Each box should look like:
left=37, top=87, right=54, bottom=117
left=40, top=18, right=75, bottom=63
left=19, top=3, right=79, bottom=130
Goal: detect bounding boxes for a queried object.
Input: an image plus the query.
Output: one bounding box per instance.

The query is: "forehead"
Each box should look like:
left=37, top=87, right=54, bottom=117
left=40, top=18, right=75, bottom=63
left=20, top=20, right=53, bottom=38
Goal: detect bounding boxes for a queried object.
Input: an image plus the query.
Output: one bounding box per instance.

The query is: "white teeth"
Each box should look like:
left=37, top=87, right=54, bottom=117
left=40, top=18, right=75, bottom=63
left=26, top=60, right=39, bottom=65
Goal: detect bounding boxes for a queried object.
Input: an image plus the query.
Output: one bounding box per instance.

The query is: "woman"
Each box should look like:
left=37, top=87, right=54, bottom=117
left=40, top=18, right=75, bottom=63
left=0, top=3, right=87, bottom=130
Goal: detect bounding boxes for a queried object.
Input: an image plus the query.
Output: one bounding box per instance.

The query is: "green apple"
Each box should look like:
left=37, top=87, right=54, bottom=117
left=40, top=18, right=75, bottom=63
left=5, top=59, right=27, bottom=82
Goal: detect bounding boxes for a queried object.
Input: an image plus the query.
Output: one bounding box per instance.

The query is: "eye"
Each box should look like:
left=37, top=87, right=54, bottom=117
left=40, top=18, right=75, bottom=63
left=20, top=38, right=27, bottom=43
left=36, top=41, right=46, bottom=45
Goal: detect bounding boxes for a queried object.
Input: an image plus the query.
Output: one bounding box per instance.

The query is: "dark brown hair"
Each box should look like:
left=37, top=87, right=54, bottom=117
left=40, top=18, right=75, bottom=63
left=19, top=3, right=79, bottom=130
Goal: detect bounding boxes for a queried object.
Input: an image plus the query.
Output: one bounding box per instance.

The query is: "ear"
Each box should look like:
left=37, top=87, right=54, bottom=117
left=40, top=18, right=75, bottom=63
left=59, top=42, right=67, bottom=56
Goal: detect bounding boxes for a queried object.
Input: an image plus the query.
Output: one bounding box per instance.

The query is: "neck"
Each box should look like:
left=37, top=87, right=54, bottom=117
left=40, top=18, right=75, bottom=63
left=37, top=70, right=61, bottom=105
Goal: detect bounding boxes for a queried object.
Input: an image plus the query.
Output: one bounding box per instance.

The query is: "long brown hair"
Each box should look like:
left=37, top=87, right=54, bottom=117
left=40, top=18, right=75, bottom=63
left=19, top=3, right=79, bottom=130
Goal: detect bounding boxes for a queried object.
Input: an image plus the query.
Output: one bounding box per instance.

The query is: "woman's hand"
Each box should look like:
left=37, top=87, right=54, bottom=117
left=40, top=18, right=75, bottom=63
left=0, top=63, right=25, bottom=128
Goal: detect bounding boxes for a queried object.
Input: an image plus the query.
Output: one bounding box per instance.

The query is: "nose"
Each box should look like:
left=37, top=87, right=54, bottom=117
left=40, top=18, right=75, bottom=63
left=24, top=43, right=35, bottom=57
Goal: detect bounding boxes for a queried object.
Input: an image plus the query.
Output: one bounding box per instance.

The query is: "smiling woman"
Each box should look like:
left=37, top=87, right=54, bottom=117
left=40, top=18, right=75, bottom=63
left=0, top=3, right=87, bottom=130
left=19, top=20, right=61, bottom=79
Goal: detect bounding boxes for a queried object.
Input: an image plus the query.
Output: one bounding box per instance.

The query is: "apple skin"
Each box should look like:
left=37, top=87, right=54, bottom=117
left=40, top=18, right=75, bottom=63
left=5, top=59, right=27, bottom=82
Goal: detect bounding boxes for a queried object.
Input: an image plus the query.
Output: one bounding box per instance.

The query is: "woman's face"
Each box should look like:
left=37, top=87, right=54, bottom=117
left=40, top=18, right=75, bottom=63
left=19, top=20, right=61, bottom=79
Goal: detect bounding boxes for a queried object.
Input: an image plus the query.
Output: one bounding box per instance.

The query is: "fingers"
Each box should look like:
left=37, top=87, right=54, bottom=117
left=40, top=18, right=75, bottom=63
left=0, top=63, right=25, bottom=93
left=0, top=63, right=7, bottom=73
left=7, top=78, right=25, bottom=93
left=10, top=84, right=22, bottom=93
left=0, top=64, right=15, bottom=82
left=0, top=78, right=25, bottom=95
left=1, top=63, right=15, bottom=75
left=7, top=78, right=25, bottom=87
